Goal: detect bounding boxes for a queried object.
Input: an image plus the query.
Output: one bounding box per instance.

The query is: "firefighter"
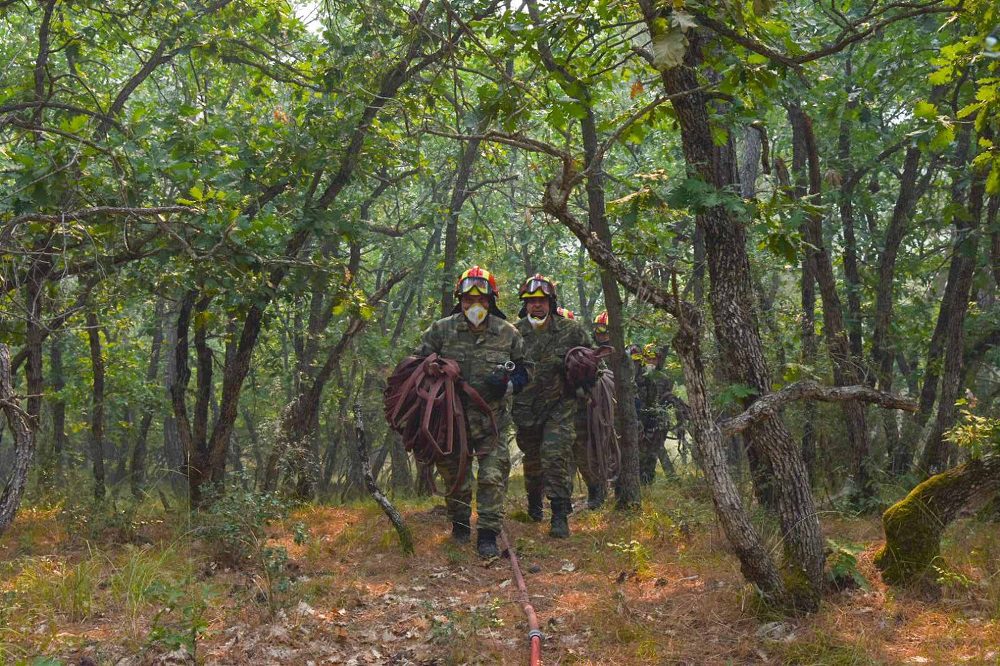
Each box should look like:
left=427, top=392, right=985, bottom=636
left=570, top=310, right=615, bottom=509
left=512, top=274, right=591, bottom=537
left=413, top=266, right=530, bottom=558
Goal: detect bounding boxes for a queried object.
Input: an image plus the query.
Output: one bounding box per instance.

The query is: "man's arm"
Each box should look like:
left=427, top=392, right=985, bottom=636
left=509, top=330, right=532, bottom=394
left=413, top=320, right=443, bottom=357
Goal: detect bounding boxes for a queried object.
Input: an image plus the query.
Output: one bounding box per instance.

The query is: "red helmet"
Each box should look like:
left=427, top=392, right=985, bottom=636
left=593, top=311, right=609, bottom=334
left=454, top=266, right=499, bottom=299
left=518, top=274, right=557, bottom=300
left=557, top=307, right=575, bottom=319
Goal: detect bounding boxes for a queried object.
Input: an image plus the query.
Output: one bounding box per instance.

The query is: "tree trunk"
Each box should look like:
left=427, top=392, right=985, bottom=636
left=651, top=20, right=824, bottom=603
left=672, top=320, right=787, bottom=605
left=919, top=145, right=988, bottom=474
left=788, top=104, right=872, bottom=497
left=0, top=345, right=36, bottom=534
left=131, top=298, right=165, bottom=498
left=876, top=454, right=1000, bottom=585
left=439, top=128, right=487, bottom=318
left=86, top=311, right=106, bottom=500
left=49, top=335, right=66, bottom=477
left=162, top=300, right=184, bottom=491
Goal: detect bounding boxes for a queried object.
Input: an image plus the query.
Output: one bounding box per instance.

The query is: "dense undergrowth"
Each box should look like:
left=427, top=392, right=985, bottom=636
left=1, top=469, right=998, bottom=664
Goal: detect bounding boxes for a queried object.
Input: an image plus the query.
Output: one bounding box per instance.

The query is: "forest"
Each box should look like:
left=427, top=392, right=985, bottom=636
left=1, top=0, right=999, bottom=662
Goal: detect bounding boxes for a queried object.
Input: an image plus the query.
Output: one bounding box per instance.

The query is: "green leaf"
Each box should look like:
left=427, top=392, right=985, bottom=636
left=928, top=66, right=953, bottom=85
left=652, top=28, right=687, bottom=71
left=929, top=125, right=955, bottom=153
left=913, top=100, right=938, bottom=120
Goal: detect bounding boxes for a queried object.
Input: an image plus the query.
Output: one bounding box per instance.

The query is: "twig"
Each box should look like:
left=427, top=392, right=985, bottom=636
left=354, top=400, right=414, bottom=554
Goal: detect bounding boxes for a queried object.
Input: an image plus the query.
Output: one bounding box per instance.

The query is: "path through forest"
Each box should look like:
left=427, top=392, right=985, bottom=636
left=1, top=477, right=998, bottom=665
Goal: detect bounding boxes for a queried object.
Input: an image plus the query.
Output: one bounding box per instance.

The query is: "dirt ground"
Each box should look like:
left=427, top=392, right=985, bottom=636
left=1, top=476, right=999, bottom=665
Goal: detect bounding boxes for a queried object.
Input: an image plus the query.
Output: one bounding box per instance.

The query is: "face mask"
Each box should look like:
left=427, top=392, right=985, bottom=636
left=528, top=315, right=547, bottom=329
left=464, top=304, right=488, bottom=327
left=645, top=364, right=655, bottom=372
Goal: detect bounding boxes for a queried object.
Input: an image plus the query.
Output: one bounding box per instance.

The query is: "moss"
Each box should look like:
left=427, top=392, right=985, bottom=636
left=874, top=468, right=963, bottom=586
left=780, top=564, right=822, bottom=615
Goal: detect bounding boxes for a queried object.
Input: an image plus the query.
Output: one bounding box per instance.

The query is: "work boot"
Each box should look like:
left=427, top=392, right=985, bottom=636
left=549, top=498, right=570, bottom=539
left=476, top=528, right=500, bottom=559
left=527, top=488, right=544, bottom=522
left=586, top=484, right=606, bottom=510
left=451, top=521, right=470, bottom=544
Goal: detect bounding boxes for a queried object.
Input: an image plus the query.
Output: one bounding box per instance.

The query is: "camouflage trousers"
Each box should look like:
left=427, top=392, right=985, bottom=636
left=569, top=400, right=602, bottom=488
left=515, top=396, right=575, bottom=500
left=436, top=411, right=511, bottom=533
left=638, top=428, right=675, bottom=484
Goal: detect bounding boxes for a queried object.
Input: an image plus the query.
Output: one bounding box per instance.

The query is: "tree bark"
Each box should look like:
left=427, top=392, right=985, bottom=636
left=49, top=335, right=66, bottom=477
left=0, top=345, right=36, bottom=535
left=86, top=311, right=106, bottom=500
left=131, top=298, right=165, bottom=498
left=650, top=20, right=824, bottom=602
left=876, top=454, right=1000, bottom=585
left=919, top=142, right=988, bottom=474
left=354, top=401, right=413, bottom=554
left=788, top=104, right=872, bottom=497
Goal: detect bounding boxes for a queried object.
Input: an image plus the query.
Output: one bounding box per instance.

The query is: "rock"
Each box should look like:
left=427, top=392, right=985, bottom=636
left=755, top=621, right=796, bottom=642
left=156, top=648, right=194, bottom=665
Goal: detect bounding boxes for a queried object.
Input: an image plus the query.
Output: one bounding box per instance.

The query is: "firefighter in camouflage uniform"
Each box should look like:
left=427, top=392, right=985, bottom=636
left=512, top=274, right=591, bottom=538
left=636, top=343, right=677, bottom=483
left=569, top=311, right=612, bottom=509
left=414, top=266, right=530, bottom=558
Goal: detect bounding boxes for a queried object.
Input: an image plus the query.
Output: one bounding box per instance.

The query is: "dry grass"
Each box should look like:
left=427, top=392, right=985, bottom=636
left=0, top=476, right=998, bottom=664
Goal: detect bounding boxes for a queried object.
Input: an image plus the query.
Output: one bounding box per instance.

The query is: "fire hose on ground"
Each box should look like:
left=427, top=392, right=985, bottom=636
left=500, top=525, right=543, bottom=666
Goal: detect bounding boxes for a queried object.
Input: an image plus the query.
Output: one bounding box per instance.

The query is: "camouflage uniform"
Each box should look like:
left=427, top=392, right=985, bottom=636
left=636, top=366, right=676, bottom=483
left=415, top=312, right=527, bottom=532
left=569, top=336, right=609, bottom=493
left=512, top=315, right=591, bottom=501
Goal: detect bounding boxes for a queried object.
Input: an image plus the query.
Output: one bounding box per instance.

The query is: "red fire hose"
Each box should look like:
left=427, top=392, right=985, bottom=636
left=500, top=525, right=542, bottom=666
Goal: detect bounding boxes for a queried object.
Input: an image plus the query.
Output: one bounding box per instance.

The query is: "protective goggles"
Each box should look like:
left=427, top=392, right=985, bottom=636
left=593, top=325, right=609, bottom=335
left=520, top=278, right=554, bottom=298
left=457, top=276, right=493, bottom=296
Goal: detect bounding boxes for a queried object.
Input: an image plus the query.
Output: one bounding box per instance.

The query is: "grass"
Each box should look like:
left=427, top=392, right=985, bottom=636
left=0, top=473, right=998, bottom=664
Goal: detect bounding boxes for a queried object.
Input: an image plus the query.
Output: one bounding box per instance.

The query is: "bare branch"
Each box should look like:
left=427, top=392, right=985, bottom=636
left=719, top=380, right=918, bottom=437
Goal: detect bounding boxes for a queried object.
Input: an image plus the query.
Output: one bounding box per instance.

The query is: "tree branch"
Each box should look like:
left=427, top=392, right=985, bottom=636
left=719, top=380, right=917, bottom=437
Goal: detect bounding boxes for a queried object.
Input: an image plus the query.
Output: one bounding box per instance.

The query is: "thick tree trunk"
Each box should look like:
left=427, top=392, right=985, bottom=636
left=837, top=52, right=864, bottom=361
left=653, top=24, right=824, bottom=602
left=672, top=322, right=787, bottom=604
left=916, top=125, right=975, bottom=428
left=0, top=345, right=36, bottom=534
left=86, top=312, right=106, bottom=500
left=876, top=454, right=1000, bottom=585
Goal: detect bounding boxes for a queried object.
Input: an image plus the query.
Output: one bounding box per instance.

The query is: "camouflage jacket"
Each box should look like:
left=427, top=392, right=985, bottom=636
left=512, top=314, right=590, bottom=426
left=414, top=313, right=528, bottom=414
left=637, top=367, right=674, bottom=431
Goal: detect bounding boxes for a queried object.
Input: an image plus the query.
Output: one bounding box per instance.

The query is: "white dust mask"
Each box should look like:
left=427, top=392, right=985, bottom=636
left=464, top=304, right=488, bottom=326
left=528, top=315, right=547, bottom=329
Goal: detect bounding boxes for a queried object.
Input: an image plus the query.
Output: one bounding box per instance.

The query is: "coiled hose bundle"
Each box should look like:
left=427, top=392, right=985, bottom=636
left=383, top=353, right=496, bottom=494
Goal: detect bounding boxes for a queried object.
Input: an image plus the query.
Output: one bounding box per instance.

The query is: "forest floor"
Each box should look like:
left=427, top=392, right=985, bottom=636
left=1, top=472, right=999, bottom=665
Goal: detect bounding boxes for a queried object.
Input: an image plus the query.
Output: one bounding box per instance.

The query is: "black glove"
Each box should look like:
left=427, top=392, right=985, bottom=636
left=483, top=367, right=509, bottom=398
left=510, top=361, right=529, bottom=394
